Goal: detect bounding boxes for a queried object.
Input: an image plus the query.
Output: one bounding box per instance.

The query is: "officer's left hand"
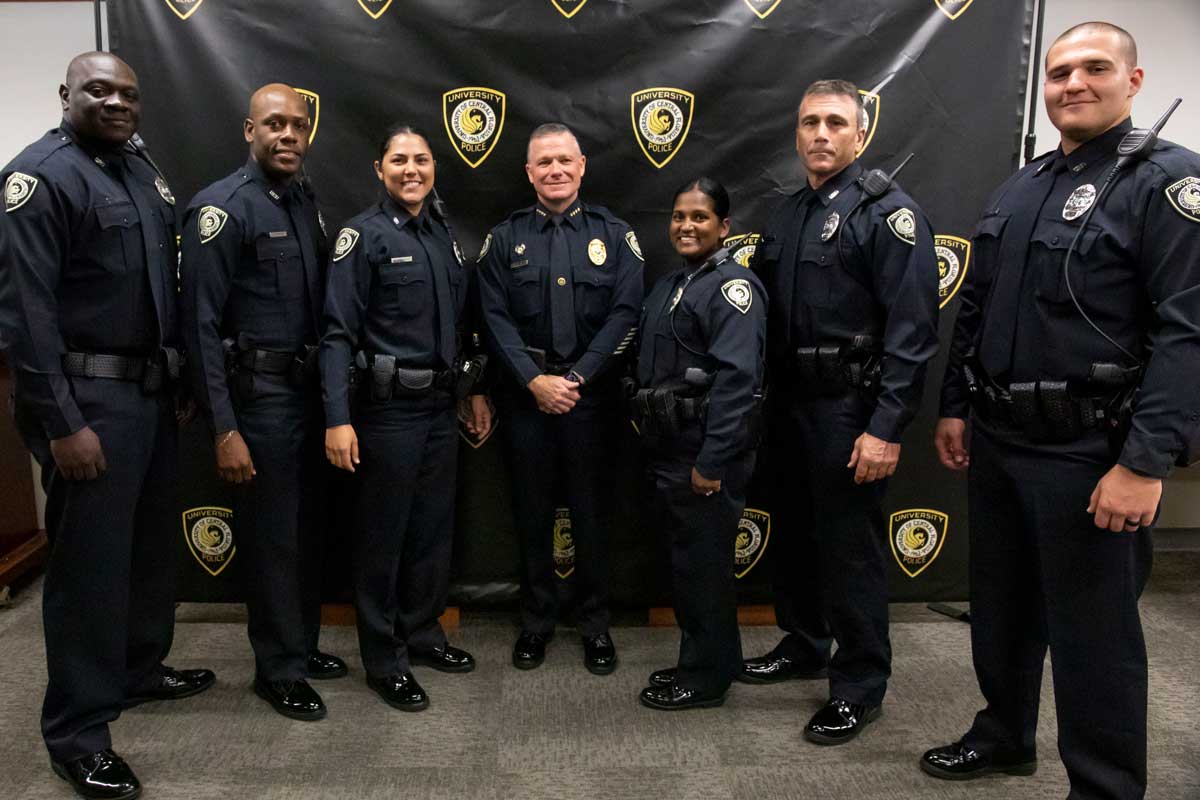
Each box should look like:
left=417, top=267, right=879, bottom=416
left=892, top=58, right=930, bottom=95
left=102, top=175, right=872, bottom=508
left=1087, top=464, right=1161, bottom=532
left=848, top=432, right=901, bottom=484
left=691, top=467, right=721, bottom=496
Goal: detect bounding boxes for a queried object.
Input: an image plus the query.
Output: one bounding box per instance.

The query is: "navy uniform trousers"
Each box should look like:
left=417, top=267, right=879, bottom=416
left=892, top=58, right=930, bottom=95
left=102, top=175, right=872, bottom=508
left=27, top=378, right=178, bottom=761
left=767, top=391, right=892, bottom=707
left=352, top=392, right=458, bottom=677
left=964, top=427, right=1152, bottom=800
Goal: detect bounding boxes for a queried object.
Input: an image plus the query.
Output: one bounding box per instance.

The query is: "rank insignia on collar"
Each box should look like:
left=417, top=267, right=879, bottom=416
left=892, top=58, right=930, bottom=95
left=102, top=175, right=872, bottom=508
left=886, top=208, right=917, bottom=245
left=197, top=205, right=229, bottom=244
left=155, top=176, right=175, bottom=205
left=4, top=172, right=38, bottom=213
left=721, top=278, right=753, bottom=314
left=1062, top=183, right=1096, bottom=221
left=588, top=238, right=607, bottom=265
left=332, top=228, right=360, bottom=261
left=1165, top=176, right=1200, bottom=223
left=515, top=242, right=526, bottom=255
left=478, top=233, right=493, bottom=259
left=625, top=230, right=644, bottom=261
left=821, top=212, right=840, bottom=242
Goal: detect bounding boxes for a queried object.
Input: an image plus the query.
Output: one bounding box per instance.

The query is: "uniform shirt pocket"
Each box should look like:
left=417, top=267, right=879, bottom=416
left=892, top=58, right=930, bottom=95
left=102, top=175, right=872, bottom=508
left=797, top=239, right=838, bottom=308
left=509, top=264, right=543, bottom=320
left=94, top=201, right=139, bottom=274
left=1031, top=220, right=1101, bottom=303
left=255, top=236, right=304, bottom=299
left=377, top=257, right=428, bottom=317
left=576, top=265, right=616, bottom=321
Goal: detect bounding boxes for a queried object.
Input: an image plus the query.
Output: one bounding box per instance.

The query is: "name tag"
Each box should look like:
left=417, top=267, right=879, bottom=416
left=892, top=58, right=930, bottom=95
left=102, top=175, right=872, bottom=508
left=510, top=259, right=529, bottom=269
left=390, top=256, right=414, bottom=263
left=268, top=231, right=288, bottom=239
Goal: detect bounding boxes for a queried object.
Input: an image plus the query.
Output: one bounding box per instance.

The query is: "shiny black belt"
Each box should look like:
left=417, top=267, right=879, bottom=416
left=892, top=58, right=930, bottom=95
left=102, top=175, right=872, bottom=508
left=63, top=352, right=153, bottom=381
left=233, top=347, right=298, bottom=375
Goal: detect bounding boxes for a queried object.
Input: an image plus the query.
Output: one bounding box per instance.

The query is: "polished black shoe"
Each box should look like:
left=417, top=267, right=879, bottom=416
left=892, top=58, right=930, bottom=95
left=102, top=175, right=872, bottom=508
left=737, top=651, right=827, bottom=684
left=123, top=665, right=216, bottom=708
left=512, top=631, right=551, bottom=670
left=306, top=650, right=349, bottom=680
left=640, top=683, right=726, bottom=711
left=253, top=676, right=326, bottom=721
left=51, top=749, right=141, bottom=800
left=582, top=633, right=617, bottom=675
left=366, top=672, right=429, bottom=712
left=411, top=644, right=476, bottom=673
left=803, top=697, right=881, bottom=745
left=921, top=741, right=1038, bottom=780
left=648, top=667, right=677, bottom=687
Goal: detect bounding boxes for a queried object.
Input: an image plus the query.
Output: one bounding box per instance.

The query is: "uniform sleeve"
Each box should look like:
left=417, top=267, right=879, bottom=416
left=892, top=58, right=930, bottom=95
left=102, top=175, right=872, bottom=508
left=695, top=276, right=767, bottom=481
left=571, top=226, right=644, bottom=382
left=477, top=227, right=542, bottom=387
left=319, top=227, right=370, bottom=427
left=1119, top=170, right=1200, bottom=477
left=181, top=202, right=243, bottom=435
left=0, top=170, right=87, bottom=439
left=863, top=204, right=940, bottom=441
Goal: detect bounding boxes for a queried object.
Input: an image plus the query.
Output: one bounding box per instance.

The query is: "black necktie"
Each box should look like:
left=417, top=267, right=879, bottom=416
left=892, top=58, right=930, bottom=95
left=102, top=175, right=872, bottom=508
left=549, top=216, right=577, bottom=359
left=422, top=223, right=458, bottom=367
left=282, top=190, right=319, bottom=337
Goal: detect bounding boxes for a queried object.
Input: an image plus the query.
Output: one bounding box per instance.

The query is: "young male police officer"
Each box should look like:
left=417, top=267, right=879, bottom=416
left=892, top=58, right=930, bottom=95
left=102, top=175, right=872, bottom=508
left=747, top=80, right=939, bottom=744
left=923, top=23, right=1200, bottom=799
left=182, top=84, right=346, bottom=721
left=477, top=123, right=643, bottom=674
left=1, top=52, right=214, bottom=799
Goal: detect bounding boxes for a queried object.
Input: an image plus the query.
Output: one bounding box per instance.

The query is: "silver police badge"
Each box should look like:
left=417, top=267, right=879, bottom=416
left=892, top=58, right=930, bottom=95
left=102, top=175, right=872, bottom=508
left=1062, top=183, right=1097, bottom=221
left=478, top=233, right=492, bottom=259
left=820, top=212, right=840, bottom=242
left=317, top=209, right=327, bottom=236
left=886, top=208, right=917, bottom=245
left=453, top=239, right=465, bottom=266
left=721, top=278, right=753, bottom=314
left=668, top=285, right=685, bottom=313
left=1165, top=176, right=1200, bottom=223
left=197, top=205, right=229, bottom=244
left=332, top=228, right=360, bottom=262
left=154, top=176, right=176, bottom=205
left=625, top=230, right=644, bottom=261
left=4, top=172, right=38, bottom=213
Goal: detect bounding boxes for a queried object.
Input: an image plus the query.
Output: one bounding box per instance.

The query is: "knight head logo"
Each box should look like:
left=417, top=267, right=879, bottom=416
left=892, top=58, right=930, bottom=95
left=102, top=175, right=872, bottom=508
left=182, top=507, right=236, bottom=577
left=631, top=88, right=695, bottom=169
left=888, top=509, right=948, bottom=579
left=356, top=0, right=392, bottom=19
left=734, top=508, right=771, bottom=579
left=163, top=0, right=204, bottom=20
left=934, top=235, right=971, bottom=308
left=858, top=89, right=880, bottom=157
left=292, top=88, right=320, bottom=145
left=443, top=87, right=506, bottom=168
left=549, top=0, right=588, bottom=18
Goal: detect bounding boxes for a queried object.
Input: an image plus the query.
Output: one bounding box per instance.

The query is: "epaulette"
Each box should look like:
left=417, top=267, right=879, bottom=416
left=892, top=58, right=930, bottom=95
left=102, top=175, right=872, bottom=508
left=580, top=202, right=621, bottom=224
left=502, top=205, right=538, bottom=226
left=15, top=130, right=74, bottom=170
left=1144, top=139, right=1200, bottom=175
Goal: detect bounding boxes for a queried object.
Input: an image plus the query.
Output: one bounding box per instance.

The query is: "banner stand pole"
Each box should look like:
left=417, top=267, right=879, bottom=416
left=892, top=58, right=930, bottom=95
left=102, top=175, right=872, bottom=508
left=1023, top=0, right=1047, bottom=164
left=94, top=0, right=103, bottom=51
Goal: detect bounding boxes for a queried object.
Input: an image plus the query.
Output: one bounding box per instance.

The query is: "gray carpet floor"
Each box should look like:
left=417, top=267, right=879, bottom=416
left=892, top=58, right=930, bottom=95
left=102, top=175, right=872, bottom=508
left=2, top=553, right=1198, bottom=800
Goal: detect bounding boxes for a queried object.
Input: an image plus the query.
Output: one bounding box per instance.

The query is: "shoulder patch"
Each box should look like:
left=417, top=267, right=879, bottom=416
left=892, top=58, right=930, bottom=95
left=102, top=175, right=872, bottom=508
left=624, top=230, right=644, bottom=261
left=4, top=172, right=39, bottom=213
left=1165, top=176, right=1200, bottom=223
left=720, top=278, right=753, bottom=314
left=197, top=205, right=229, bottom=244
left=478, top=232, right=493, bottom=259
left=886, top=208, right=917, bottom=245
left=332, top=228, right=360, bottom=262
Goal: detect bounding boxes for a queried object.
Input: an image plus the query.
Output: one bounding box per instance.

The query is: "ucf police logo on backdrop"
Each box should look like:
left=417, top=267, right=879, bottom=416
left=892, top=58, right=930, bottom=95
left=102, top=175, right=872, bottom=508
left=744, top=0, right=782, bottom=19
left=723, top=233, right=762, bottom=268
left=549, top=0, right=588, bottom=18
left=443, top=87, right=507, bottom=168
left=858, top=89, right=880, bottom=157
left=631, top=88, right=695, bottom=169
left=162, top=0, right=204, bottom=20
left=355, top=0, right=392, bottom=19
left=182, top=507, right=236, bottom=578
left=553, top=508, right=575, bottom=580
left=888, top=509, right=948, bottom=579
left=293, top=88, right=320, bottom=145
left=934, top=235, right=971, bottom=308
left=734, top=508, right=771, bottom=579
left=935, top=0, right=974, bottom=21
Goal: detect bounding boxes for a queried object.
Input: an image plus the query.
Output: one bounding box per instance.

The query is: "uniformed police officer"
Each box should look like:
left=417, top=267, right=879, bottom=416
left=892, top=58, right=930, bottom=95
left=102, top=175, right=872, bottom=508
left=0, top=52, right=214, bottom=799
left=633, top=178, right=767, bottom=710
left=322, top=124, right=490, bottom=711
left=922, top=24, right=1200, bottom=799
left=477, top=123, right=644, bottom=673
left=181, top=84, right=346, bottom=722
left=747, top=80, right=940, bottom=743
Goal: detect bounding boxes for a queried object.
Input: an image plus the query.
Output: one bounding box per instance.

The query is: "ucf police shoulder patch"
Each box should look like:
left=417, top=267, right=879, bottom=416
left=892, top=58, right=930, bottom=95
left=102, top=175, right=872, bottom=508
left=886, top=207, right=917, bottom=245
left=721, top=278, right=753, bottom=314
left=197, top=205, right=228, bottom=243
left=332, top=227, right=360, bottom=261
left=1165, top=176, right=1200, bottom=223
left=4, top=172, right=38, bottom=213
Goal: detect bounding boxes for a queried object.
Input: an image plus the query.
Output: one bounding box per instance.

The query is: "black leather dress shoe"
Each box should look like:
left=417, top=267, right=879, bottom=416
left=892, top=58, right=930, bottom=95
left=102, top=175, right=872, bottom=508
left=803, top=697, right=881, bottom=745
left=512, top=632, right=551, bottom=670
left=921, top=741, right=1038, bottom=780
left=411, top=644, right=476, bottom=673
left=582, top=633, right=617, bottom=675
left=367, top=672, right=429, bottom=711
left=123, top=665, right=216, bottom=708
left=639, top=683, right=726, bottom=711
left=253, top=676, right=326, bottom=721
left=648, top=667, right=677, bottom=687
left=737, top=652, right=827, bottom=684
left=306, top=651, right=349, bottom=680
left=51, top=749, right=141, bottom=800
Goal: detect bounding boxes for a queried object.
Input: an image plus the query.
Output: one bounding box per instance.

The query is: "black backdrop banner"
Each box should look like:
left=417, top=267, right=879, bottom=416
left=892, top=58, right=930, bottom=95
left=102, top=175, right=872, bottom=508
left=108, top=0, right=1034, bottom=606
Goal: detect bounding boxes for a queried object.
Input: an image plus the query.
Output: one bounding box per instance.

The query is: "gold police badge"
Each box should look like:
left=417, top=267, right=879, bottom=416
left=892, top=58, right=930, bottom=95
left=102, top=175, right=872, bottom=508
left=553, top=507, right=575, bottom=579
left=743, top=0, right=782, bottom=19
left=4, top=172, right=38, bottom=213
left=588, top=238, right=607, bottom=266
left=182, top=506, right=236, bottom=577
left=292, top=88, right=320, bottom=145
left=888, top=508, right=948, bottom=579
left=934, top=234, right=971, bottom=308
left=549, top=0, right=588, bottom=18
left=858, top=89, right=880, bottom=157
left=935, top=0, right=975, bottom=21
left=443, top=87, right=506, bottom=169
left=162, top=0, right=204, bottom=21
left=631, top=88, right=695, bottom=169
left=723, top=232, right=762, bottom=267
left=734, top=508, right=771, bottom=579
left=355, top=0, right=392, bottom=19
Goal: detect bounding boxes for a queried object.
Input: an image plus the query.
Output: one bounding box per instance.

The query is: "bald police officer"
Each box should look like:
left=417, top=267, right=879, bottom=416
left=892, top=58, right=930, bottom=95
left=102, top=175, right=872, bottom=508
left=1, top=52, right=213, bottom=799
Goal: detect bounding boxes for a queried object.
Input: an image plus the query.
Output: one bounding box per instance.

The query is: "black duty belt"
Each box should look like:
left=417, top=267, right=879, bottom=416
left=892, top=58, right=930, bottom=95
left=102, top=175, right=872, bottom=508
left=789, top=335, right=881, bottom=398
left=354, top=352, right=485, bottom=402
left=233, top=347, right=297, bottom=375
left=62, top=349, right=181, bottom=394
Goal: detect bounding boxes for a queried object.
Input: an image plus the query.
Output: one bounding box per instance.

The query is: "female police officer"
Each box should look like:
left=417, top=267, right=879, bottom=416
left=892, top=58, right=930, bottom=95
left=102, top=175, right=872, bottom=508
left=632, top=178, right=767, bottom=710
left=320, top=124, right=490, bottom=711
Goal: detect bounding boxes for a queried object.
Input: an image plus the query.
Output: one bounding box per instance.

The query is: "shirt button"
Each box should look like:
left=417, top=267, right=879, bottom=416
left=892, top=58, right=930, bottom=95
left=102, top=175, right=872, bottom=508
left=819, top=256, right=826, bottom=263
left=557, top=277, right=567, bottom=286
left=1052, top=236, right=1060, bottom=245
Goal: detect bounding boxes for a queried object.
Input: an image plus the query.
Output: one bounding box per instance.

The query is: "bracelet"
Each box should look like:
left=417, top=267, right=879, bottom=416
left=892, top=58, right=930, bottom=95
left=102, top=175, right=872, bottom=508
left=215, top=430, right=236, bottom=448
